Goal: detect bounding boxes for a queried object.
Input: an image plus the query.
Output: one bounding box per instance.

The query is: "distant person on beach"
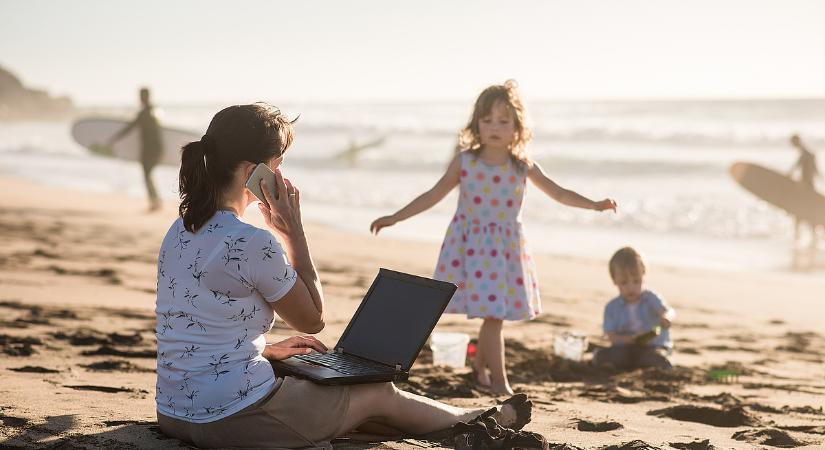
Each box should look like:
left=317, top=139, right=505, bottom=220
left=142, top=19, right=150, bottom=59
left=788, top=134, right=821, bottom=247
left=593, top=247, right=675, bottom=371
left=336, top=135, right=386, bottom=168
left=370, top=80, right=617, bottom=395
left=107, top=87, right=163, bottom=212
left=155, top=103, right=536, bottom=449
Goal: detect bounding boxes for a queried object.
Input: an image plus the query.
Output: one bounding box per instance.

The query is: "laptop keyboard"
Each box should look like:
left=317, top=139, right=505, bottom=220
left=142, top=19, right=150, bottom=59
left=294, top=352, right=393, bottom=376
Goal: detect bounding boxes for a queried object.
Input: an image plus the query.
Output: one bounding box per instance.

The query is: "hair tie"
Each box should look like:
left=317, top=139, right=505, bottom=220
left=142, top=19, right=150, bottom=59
left=200, top=135, right=215, bottom=155
left=198, top=135, right=214, bottom=169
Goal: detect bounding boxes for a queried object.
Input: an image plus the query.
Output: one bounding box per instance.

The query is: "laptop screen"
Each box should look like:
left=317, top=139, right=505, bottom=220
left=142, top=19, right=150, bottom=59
left=337, top=269, right=456, bottom=371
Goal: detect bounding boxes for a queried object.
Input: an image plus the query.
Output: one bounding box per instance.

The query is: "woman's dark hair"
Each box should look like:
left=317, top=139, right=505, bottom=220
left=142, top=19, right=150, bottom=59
left=179, top=103, right=296, bottom=232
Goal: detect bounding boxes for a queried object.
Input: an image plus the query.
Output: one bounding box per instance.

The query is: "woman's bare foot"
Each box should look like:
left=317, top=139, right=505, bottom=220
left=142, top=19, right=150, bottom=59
left=491, top=404, right=517, bottom=427
left=488, top=393, right=532, bottom=430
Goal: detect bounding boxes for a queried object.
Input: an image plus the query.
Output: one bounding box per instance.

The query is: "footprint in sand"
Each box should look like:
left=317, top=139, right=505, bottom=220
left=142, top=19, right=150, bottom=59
left=9, top=365, right=60, bottom=374
left=575, top=418, right=622, bottom=432
left=731, top=428, right=809, bottom=447
left=64, top=385, right=139, bottom=394
left=601, top=440, right=660, bottom=450
left=777, top=425, right=825, bottom=435
left=80, top=359, right=153, bottom=373
left=668, top=439, right=718, bottom=450
left=81, top=345, right=156, bottom=358
left=0, top=334, right=43, bottom=356
left=0, top=414, right=29, bottom=428
left=647, top=404, right=760, bottom=428
left=103, top=420, right=152, bottom=427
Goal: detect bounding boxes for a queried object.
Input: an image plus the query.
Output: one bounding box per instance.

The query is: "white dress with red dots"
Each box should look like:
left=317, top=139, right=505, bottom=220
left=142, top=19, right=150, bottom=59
left=434, top=151, right=540, bottom=321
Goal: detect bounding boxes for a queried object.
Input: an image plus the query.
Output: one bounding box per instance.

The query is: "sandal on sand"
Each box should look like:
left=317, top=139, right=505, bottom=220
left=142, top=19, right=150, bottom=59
left=453, top=415, right=548, bottom=450
left=470, top=393, right=532, bottom=431
left=499, top=393, right=532, bottom=431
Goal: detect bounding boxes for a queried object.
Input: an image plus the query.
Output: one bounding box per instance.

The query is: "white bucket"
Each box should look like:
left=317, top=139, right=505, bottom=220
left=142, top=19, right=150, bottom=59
left=553, top=332, right=588, bottom=362
left=430, top=332, right=470, bottom=368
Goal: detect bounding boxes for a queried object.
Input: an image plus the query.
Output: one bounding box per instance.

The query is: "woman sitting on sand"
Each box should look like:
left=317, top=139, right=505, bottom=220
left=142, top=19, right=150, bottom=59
left=154, top=103, right=534, bottom=449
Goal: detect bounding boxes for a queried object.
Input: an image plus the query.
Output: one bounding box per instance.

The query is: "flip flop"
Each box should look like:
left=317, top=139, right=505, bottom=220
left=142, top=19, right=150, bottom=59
left=453, top=414, right=547, bottom=450
left=470, top=393, right=532, bottom=431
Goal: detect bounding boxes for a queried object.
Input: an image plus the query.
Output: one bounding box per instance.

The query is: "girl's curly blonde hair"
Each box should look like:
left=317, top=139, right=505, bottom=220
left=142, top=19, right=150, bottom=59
left=458, top=79, right=533, bottom=172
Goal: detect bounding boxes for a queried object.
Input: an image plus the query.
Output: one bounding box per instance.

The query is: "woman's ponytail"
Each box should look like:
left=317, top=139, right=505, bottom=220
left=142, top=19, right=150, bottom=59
left=177, top=103, right=296, bottom=233
left=178, top=137, right=220, bottom=233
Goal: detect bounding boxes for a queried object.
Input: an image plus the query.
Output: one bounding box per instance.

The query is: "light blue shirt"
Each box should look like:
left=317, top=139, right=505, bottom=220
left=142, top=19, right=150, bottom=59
left=602, top=290, right=673, bottom=349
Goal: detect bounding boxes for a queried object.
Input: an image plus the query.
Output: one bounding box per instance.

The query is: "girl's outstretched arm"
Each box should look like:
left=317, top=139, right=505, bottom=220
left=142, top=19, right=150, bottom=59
left=528, top=161, right=617, bottom=212
left=370, top=153, right=462, bottom=234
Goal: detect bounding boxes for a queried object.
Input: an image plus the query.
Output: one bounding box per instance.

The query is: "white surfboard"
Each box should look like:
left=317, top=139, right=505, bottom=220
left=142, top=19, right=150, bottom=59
left=71, top=117, right=200, bottom=166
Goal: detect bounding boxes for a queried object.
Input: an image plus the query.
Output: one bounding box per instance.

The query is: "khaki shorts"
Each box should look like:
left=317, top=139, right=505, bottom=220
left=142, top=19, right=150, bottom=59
left=157, top=377, right=351, bottom=449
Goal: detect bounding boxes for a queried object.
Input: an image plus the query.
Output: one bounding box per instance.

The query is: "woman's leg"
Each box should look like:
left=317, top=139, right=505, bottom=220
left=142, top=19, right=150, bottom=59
left=336, top=382, right=485, bottom=437
left=479, top=318, right=512, bottom=395
left=472, top=324, right=492, bottom=387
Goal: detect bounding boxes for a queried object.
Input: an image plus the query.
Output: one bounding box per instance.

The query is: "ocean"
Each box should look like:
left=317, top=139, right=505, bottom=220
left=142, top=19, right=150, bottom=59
left=1, top=99, right=823, bottom=273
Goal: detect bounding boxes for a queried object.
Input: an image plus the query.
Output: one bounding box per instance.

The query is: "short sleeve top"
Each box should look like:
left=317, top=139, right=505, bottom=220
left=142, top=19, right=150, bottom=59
left=155, top=211, right=297, bottom=423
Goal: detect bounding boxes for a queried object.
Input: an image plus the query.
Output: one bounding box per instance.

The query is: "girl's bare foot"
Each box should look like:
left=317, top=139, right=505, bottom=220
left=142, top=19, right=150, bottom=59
left=472, top=358, right=491, bottom=387
left=490, top=382, right=514, bottom=396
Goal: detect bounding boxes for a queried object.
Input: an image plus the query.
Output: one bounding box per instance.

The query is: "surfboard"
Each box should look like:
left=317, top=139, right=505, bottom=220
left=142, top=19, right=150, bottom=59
left=71, top=117, right=200, bottom=166
left=730, top=161, right=825, bottom=225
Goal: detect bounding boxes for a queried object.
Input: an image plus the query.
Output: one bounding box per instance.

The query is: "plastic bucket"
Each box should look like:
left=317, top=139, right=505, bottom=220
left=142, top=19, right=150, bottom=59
left=430, top=332, right=470, bottom=368
left=553, top=332, right=588, bottom=362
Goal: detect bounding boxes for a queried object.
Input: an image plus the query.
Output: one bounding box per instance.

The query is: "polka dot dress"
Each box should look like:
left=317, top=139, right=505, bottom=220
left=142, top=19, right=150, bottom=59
left=435, top=151, right=541, bottom=321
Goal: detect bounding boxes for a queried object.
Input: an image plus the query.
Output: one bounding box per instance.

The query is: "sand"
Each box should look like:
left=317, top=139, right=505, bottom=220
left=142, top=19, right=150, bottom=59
left=1, top=175, right=824, bottom=449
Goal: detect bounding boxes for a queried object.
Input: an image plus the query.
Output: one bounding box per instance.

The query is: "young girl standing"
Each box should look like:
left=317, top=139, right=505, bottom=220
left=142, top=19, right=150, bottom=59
left=371, top=80, right=617, bottom=395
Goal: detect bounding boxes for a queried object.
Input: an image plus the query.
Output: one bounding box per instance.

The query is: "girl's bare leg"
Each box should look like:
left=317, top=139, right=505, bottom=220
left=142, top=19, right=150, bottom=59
left=472, top=325, right=492, bottom=387
left=479, top=318, right=513, bottom=396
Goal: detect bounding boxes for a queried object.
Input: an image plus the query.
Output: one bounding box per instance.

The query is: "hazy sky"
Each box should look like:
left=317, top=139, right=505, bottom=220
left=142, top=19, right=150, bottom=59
left=2, top=0, right=824, bottom=105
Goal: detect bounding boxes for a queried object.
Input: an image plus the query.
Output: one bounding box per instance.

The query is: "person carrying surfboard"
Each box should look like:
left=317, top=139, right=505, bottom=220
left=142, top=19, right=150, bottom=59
left=789, top=134, right=821, bottom=246
left=107, top=87, right=164, bottom=212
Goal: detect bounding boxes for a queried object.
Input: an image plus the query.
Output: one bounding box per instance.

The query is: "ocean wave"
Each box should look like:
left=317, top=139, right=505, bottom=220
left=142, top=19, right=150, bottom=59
left=293, top=121, right=825, bottom=148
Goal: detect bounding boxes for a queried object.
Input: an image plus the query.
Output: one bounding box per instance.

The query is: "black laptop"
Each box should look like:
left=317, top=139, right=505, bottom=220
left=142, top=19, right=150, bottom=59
left=270, top=268, right=457, bottom=385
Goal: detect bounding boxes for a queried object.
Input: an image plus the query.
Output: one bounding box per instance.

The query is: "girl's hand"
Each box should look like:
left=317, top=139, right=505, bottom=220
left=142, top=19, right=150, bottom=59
left=262, top=335, right=328, bottom=360
left=370, top=215, right=397, bottom=235
left=593, top=198, right=618, bottom=213
left=258, top=170, right=303, bottom=239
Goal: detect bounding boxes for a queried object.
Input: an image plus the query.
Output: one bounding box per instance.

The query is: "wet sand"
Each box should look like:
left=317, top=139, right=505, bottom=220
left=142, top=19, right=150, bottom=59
left=1, top=176, right=825, bottom=449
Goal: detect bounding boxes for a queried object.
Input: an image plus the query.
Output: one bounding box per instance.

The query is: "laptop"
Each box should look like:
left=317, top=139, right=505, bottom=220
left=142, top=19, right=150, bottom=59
left=270, top=268, right=457, bottom=385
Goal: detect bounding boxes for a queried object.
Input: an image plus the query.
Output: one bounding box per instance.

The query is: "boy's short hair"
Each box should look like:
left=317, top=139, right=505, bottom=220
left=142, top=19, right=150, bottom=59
left=609, top=247, right=646, bottom=279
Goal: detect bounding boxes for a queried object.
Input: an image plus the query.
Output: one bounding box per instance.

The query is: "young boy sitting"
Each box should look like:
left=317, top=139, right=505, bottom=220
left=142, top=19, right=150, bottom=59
left=593, top=247, right=675, bottom=371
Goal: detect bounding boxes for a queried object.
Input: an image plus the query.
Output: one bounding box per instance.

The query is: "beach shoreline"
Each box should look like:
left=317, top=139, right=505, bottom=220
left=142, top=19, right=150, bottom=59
left=2, top=174, right=824, bottom=449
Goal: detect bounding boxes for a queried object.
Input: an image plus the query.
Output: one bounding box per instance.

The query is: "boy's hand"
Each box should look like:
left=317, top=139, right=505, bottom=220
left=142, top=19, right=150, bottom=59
left=633, top=326, right=661, bottom=345
left=593, top=198, right=617, bottom=213
left=660, top=316, right=672, bottom=329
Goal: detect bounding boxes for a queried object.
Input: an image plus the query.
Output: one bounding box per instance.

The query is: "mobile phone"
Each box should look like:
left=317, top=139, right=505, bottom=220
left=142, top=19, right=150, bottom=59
left=245, top=163, right=278, bottom=204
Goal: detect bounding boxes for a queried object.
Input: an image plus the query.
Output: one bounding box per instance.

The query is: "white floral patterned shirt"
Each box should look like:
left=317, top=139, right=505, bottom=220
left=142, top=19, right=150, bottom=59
left=155, top=211, right=296, bottom=423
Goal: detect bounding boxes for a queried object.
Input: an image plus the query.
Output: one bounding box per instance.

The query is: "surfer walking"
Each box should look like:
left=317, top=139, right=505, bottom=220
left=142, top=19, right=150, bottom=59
left=788, top=134, right=821, bottom=248
left=336, top=135, right=385, bottom=167
left=107, top=87, right=163, bottom=212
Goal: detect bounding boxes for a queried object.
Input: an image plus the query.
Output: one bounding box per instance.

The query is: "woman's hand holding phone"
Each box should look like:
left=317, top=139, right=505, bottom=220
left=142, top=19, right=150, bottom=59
left=258, top=168, right=304, bottom=240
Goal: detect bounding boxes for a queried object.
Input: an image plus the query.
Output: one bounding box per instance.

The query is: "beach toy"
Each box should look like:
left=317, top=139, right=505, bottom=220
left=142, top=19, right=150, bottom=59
left=553, top=332, right=588, bottom=362
left=466, top=341, right=477, bottom=358
left=430, top=332, right=470, bottom=368
left=706, top=369, right=741, bottom=383
left=634, top=325, right=662, bottom=345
